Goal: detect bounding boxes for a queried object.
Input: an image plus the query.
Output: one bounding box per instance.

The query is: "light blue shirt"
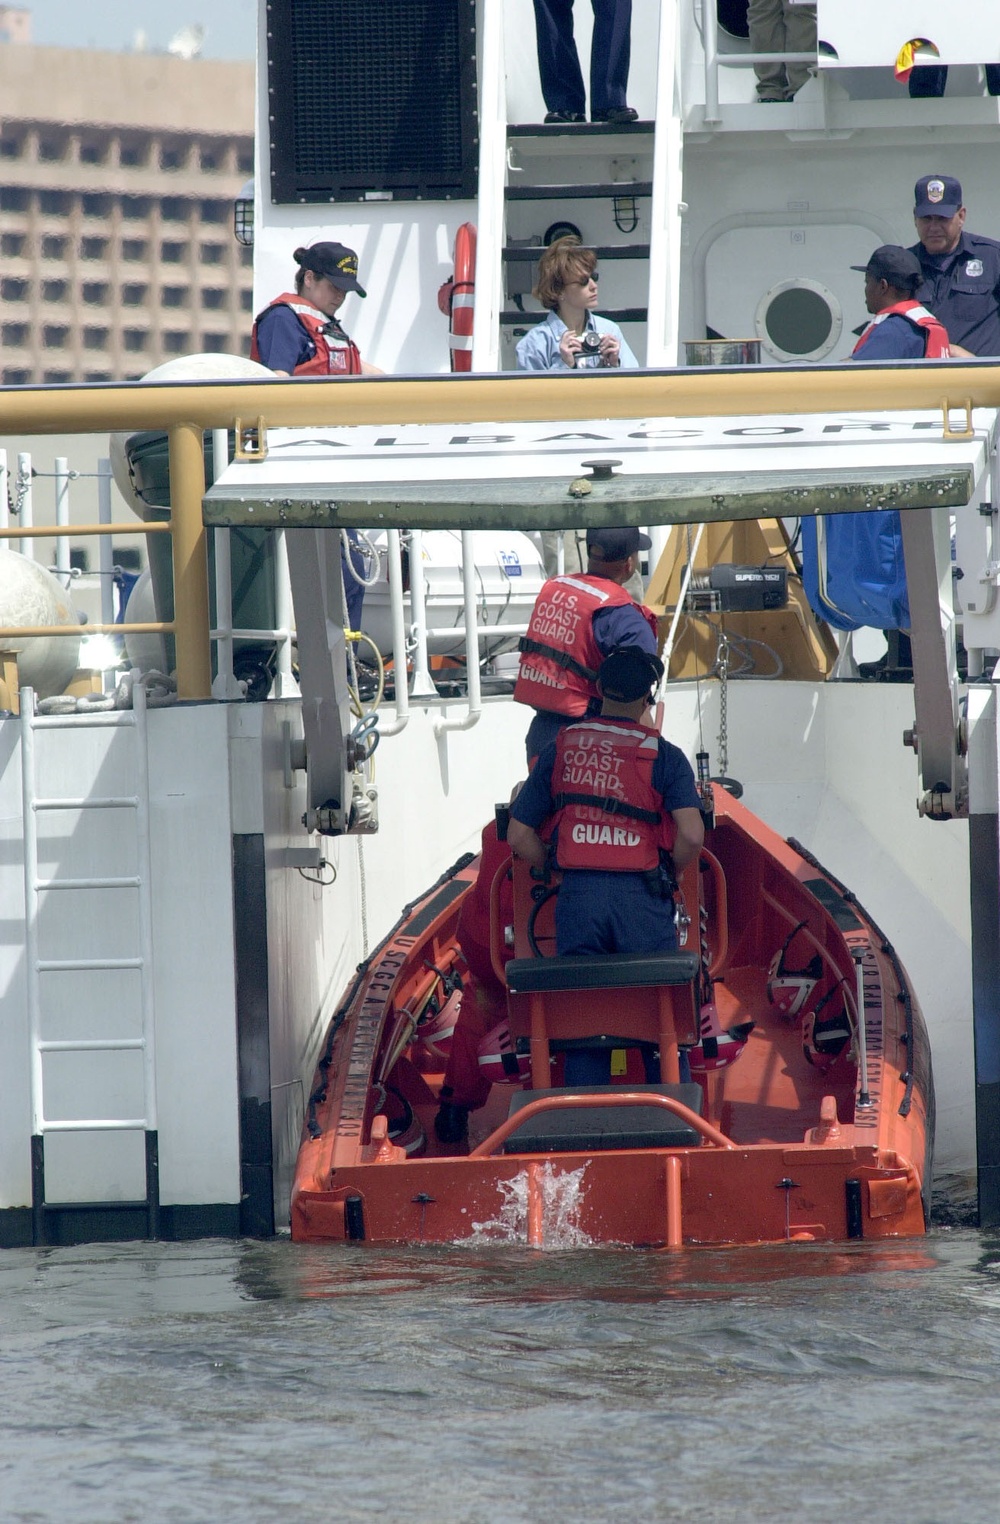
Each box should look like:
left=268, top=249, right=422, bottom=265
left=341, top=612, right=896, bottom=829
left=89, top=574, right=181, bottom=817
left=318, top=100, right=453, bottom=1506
left=515, top=310, right=639, bottom=371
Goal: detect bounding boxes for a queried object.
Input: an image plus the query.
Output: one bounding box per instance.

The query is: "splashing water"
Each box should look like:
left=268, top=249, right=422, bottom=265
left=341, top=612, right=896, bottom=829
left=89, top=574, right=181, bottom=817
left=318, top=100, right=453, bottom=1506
left=467, top=1162, right=592, bottom=1248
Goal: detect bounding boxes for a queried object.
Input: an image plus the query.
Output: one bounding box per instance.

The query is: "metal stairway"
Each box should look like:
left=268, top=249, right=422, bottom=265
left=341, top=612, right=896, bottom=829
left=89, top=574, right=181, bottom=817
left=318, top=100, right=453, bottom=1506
left=20, top=682, right=160, bottom=1245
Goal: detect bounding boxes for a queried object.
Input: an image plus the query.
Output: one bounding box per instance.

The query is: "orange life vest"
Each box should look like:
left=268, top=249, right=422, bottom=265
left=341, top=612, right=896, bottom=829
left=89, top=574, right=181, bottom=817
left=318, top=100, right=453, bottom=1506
left=851, top=300, right=950, bottom=358
left=547, top=719, right=675, bottom=872
left=514, top=574, right=658, bottom=717
left=249, top=293, right=363, bottom=375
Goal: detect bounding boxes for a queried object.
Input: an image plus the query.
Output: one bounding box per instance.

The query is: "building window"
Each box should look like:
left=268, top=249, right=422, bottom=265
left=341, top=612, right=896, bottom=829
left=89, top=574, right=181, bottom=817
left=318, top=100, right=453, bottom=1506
left=200, top=148, right=219, bottom=172
left=240, top=289, right=253, bottom=312
left=1, top=232, right=25, bottom=256
left=42, top=235, right=69, bottom=260
left=2, top=323, right=29, bottom=345
left=200, top=200, right=227, bottom=224
left=79, top=142, right=107, bottom=165
left=82, top=193, right=112, bottom=217
left=0, top=136, right=23, bottom=159
left=160, top=145, right=188, bottom=172
left=39, top=139, right=67, bottom=163
left=200, top=243, right=224, bottom=265
left=43, top=370, right=72, bottom=383
left=80, top=236, right=109, bottom=260
left=43, top=326, right=69, bottom=348
left=3, top=369, right=31, bottom=384
left=42, top=280, right=68, bottom=302
left=202, top=289, right=226, bottom=310
left=121, top=196, right=151, bottom=220
left=239, top=246, right=253, bottom=268
left=1, top=278, right=30, bottom=301
left=82, top=281, right=110, bottom=304
left=83, top=327, right=109, bottom=349
left=121, top=239, right=147, bottom=261
left=119, top=141, right=150, bottom=168
left=39, top=191, right=72, bottom=215
left=122, top=284, right=148, bottom=306
left=161, top=241, right=186, bottom=263
left=161, top=198, right=187, bottom=222
left=237, top=150, right=253, bottom=175
left=114, top=548, right=142, bottom=572
left=201, top=332, right=229, bottom=352
left=84, top=371, right=111, bottom=382
left=163, top=332, right=190, bottom=354
left=123, top=330, right=148, bottom=353
left=0, top=186, right=30, bottom=211
left=162, top=287, right=189, bottom=308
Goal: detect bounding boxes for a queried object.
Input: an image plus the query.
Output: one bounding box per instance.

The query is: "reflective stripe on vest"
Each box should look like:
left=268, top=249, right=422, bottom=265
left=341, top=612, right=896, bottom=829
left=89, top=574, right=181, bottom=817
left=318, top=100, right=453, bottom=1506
left=852, top=300, right=951, bottom=359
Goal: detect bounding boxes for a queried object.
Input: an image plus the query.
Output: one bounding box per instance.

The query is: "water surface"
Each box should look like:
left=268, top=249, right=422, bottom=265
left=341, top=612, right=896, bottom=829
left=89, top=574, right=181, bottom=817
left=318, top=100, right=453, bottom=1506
left=2, top=1231, right=999, bottom=1522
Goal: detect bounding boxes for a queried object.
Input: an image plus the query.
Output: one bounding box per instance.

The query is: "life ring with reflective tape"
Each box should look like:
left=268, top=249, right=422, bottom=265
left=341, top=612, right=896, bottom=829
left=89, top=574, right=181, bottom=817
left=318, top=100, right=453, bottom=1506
left=445, top=222, right=476, bottom=372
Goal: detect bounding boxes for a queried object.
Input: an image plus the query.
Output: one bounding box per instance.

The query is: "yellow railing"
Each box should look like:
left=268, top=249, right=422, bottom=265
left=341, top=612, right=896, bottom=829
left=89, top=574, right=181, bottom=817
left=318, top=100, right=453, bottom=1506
left=2, top=362, right=999, bottom=698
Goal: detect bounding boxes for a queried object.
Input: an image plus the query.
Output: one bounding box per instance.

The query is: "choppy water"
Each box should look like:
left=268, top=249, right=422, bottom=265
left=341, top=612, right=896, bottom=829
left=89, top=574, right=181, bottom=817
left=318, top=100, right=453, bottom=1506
left=2, top=1230, right=1000, bottom=1523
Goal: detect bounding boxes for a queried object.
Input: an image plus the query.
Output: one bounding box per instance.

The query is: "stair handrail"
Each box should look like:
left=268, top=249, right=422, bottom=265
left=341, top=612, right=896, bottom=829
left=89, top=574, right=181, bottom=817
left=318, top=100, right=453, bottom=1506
left=471, top=0, right=507, bottom=374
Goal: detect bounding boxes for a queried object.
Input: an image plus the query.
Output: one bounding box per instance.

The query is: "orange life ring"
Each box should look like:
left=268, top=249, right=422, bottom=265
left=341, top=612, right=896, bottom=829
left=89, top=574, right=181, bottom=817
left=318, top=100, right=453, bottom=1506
left=447, top=221, right=476, bottom=372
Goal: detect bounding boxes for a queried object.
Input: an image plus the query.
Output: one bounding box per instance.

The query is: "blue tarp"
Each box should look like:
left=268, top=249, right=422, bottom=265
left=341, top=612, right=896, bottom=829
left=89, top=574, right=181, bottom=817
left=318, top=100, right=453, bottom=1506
left=800, top=510, right=910, bottom=631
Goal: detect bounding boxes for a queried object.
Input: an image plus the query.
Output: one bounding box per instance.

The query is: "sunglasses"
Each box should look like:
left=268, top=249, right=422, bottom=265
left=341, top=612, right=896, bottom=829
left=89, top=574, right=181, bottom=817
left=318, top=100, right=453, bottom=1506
left=573, top=271, right=599, bottom=284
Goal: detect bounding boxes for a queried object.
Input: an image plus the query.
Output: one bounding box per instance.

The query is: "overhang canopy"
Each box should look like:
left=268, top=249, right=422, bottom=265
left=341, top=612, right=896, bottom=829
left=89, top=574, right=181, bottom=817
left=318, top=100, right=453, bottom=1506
left=202, top=409, right=994, bottom=531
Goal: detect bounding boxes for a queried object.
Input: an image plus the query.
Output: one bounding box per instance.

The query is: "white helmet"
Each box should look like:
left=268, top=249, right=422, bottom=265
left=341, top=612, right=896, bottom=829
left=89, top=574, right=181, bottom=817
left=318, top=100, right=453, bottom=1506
left=688, top=999, right=754, bottom=1074
left=767, top=921, right=823, bottom=1018
left=803, top=981, right=854, bottom=1071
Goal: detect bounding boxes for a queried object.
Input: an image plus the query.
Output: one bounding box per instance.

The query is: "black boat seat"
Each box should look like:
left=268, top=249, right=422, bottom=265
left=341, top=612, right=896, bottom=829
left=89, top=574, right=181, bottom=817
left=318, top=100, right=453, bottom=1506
left=503, top=1083, right=705, bottom=1153
left=505, top=950, right=699, bottom=995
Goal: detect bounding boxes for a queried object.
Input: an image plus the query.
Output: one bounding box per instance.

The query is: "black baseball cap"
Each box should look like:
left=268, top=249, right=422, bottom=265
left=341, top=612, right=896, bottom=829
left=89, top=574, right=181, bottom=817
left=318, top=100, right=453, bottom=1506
left=914, top=174, right=963, bottom=218
left=586, top=526, right=652, bottom=561
left=598, top=646, right=664, bottom=703
left=293, top=241, right=367, bottom=297
left=850, top=244, right=922, bottom=291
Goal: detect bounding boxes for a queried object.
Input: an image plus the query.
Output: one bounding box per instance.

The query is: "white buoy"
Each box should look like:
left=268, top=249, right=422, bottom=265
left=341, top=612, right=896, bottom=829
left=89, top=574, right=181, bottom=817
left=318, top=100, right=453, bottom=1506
left=0, top=548, right=82, bottom=696
left=122, top=569, right=168, bottom=675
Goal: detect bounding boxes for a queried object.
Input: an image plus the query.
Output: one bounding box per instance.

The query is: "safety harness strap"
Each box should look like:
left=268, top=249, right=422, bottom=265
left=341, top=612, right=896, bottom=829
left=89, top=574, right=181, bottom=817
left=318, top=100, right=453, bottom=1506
left=518, top=636, right=599, bottom=683
left=552, top=791, right=662, bottom=826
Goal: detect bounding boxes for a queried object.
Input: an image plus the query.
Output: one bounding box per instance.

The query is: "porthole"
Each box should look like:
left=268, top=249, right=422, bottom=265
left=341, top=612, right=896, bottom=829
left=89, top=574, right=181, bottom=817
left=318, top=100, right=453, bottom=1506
left=755, top=278, right=842, bottom=362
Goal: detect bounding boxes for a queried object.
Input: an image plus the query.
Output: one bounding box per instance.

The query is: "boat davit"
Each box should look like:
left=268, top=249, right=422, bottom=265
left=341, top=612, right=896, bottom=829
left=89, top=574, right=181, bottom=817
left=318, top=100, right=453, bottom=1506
left=291, top=785, right=933, bottom=1248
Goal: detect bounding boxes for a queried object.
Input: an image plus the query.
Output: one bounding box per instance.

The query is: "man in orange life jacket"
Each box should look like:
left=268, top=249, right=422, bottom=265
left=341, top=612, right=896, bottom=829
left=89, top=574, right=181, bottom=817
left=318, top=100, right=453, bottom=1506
left=849, top=244, right=951, bottom=361
left=251, top=241, right=382, bottom=627
left=514, top=525, right=660, bottom=764
left=801, top=244, right=950, bottom=638
left=507, top=647, right=704, bottom=1086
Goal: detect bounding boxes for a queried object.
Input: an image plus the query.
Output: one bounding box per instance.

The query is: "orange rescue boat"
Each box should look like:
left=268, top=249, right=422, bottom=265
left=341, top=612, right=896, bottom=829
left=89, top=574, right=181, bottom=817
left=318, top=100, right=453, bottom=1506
left=291, top=786, right=933, bottom=1247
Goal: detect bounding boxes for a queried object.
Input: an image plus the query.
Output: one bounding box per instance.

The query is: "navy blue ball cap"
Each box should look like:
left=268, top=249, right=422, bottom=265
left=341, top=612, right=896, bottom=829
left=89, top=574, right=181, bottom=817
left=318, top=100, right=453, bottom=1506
left=850, top=244, right=922, bottom=290
left=598, top=646, right=664, bottom=703
left=586, top=525, right=652, bottom=562
left=914, top=174, right=963, bottom=218
left=294, top=241, right=367, bottom=297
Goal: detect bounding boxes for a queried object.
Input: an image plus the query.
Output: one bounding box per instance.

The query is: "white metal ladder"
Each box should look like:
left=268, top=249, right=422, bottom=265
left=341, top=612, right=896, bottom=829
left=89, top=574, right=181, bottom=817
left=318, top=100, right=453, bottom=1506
left=20, top=681, right=160, bottom=1243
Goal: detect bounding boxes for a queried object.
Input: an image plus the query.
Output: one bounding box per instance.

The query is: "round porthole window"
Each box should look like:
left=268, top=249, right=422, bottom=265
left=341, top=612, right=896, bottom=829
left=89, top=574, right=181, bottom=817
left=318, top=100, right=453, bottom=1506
left=755, top=279, right=842, bottom=362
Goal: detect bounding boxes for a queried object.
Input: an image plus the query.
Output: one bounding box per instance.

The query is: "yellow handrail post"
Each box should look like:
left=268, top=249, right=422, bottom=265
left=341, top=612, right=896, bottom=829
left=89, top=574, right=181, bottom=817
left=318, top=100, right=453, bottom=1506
left=167, top=420, right=212, bottom=700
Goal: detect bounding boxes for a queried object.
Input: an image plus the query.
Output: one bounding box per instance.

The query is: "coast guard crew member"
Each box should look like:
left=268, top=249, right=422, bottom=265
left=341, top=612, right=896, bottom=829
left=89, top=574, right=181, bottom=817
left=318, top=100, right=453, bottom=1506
left=507, top=647, right=703, bottom=1084
left=908, top=175, right=1000, bottom=356
left=250, top=241, right=382, bottom=626
left=514, top=525, right=659, bottom=764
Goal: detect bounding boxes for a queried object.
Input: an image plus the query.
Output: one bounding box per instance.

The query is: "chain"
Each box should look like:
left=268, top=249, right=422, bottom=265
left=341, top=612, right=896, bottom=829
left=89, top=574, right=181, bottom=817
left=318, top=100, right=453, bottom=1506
left=716, top=628, right=730, bottom=778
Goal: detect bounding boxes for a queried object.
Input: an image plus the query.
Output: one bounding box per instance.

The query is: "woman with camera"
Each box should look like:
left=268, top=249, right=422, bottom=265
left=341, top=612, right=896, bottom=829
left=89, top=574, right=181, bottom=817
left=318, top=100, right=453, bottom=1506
left=515, top=234, right=638, bottom=371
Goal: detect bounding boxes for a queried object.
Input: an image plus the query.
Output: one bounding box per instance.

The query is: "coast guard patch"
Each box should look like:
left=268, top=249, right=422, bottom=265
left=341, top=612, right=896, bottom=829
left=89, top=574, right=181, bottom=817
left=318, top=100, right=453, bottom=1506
left=927, top=179, right=945, bottom=203
left=966, top=259, right=984, bottom=278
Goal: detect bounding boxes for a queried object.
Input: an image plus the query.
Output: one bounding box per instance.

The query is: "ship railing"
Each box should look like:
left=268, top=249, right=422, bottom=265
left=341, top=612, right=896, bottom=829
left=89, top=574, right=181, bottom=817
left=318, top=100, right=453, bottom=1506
left=0, top=440, right=527, bottom=735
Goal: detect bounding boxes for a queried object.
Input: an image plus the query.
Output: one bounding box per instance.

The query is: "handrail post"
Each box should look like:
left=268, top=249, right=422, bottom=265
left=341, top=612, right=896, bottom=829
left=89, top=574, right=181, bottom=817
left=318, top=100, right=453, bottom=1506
left=408, top=529, right=437, bottom=698
left=434, top=528, right=483, bottom=734
left=378, top=528, right=410, bottom=736
left=210, top=426, right=240, bottom=700
left=167, top=422, right=212, bottom=700
left=54, top=456, right=71, bottom=588
left=17, top=452, right=33, bottom=560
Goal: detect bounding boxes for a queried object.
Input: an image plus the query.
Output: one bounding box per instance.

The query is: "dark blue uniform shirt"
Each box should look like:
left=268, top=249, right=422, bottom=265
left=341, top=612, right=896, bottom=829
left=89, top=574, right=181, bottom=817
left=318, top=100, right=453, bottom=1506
left=908, top=230, right=1000, bottom=356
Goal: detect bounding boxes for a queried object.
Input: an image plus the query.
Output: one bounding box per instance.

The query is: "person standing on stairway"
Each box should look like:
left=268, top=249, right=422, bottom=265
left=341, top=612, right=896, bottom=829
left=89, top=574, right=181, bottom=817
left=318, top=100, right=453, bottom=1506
left=531, top=0, right=637, bottom=124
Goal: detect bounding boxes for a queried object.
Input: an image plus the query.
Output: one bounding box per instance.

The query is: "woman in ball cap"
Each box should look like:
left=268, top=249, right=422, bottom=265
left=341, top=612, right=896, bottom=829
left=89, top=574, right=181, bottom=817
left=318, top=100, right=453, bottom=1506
left=250, top=240, right=383, bottom=376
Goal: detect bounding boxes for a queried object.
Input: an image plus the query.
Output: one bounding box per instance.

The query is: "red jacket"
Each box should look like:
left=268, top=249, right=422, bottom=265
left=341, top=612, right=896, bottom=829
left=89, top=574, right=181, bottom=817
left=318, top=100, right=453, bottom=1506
left=514, top=574, right=657, bottom=717
left=547, top=719, right=675, bottom=871
left=852, top=300, right=950, bottom=358
left=250, top=293, right=363, bottom=375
